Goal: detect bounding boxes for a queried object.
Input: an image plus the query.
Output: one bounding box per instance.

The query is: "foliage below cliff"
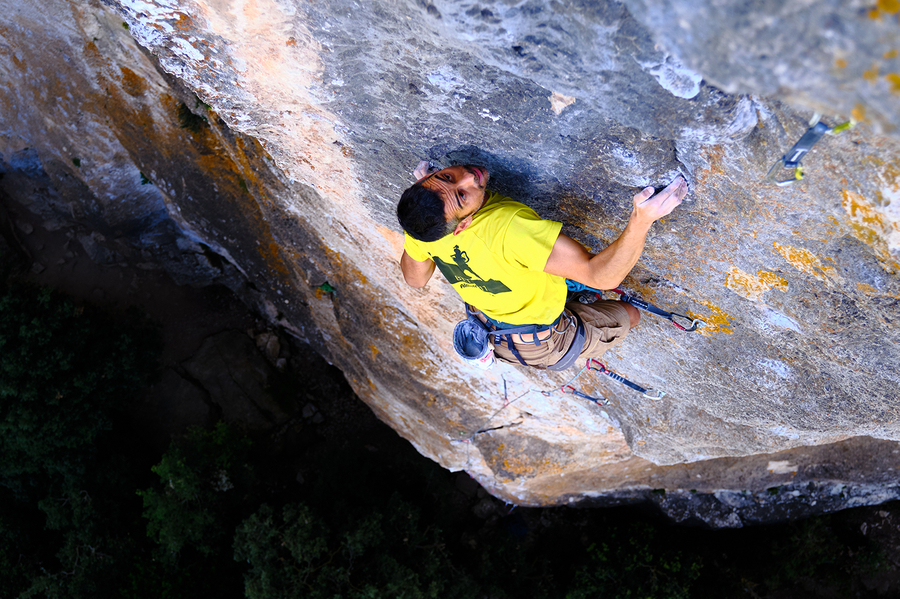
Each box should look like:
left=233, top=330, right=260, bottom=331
left=0, top=281, right=894, bottom=599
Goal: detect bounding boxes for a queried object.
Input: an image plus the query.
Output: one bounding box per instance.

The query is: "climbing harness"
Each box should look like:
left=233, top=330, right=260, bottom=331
left=566, top=280, right=704, bottom=332
left=586, top=358, right=664, bottom=400
left=461, top=304, right=586, bottom=371
left=766, top=114, right=855, bottom=187
left=456, top=280, right=702, bottom=370
left=547, top=312, right=585, bottom=372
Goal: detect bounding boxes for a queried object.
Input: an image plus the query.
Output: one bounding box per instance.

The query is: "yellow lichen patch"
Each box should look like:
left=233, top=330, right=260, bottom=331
left=841, top=189, right=899, bottom=256
left=868, top=7, right=881, bottom=18
left=857, top=282, right=878, bottom=294
left=497, top=450, right=556, bottom=482
left=885, top=49, right=900, bottom=59
left=687, top=300, right=733, bottom=335
left=773, top=242, right=835, bottom=282
left=369, top=344, right=380, bottom=358
left=835, top=58, right=848, bottom=69
left=886, top=73, right=900, bottom=93
left=878, top=0, right=900, bottom=13
left=863, top=64, right=880, bottom=82
left=724, top=267, right=783, bottom=301
left=852, top=103, right=867, bottom=122
left=842, top=189, right=888, bottom=228
left=758, top=270, right=789, bottom=291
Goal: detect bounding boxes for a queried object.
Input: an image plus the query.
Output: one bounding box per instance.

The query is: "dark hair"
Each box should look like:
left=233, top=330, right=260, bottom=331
left=397, top=182, right=458, bottom=242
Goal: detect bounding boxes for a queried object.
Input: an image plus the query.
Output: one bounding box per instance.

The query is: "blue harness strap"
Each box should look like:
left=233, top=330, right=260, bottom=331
left=547, top=311, right=585, bottom=371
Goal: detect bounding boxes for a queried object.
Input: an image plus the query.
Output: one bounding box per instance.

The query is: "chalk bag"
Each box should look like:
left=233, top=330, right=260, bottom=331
left=452, top=317, right=494, bottom=370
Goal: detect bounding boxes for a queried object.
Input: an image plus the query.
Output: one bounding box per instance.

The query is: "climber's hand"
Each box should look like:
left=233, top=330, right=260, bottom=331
left=631, top=176, right=688, bottom=225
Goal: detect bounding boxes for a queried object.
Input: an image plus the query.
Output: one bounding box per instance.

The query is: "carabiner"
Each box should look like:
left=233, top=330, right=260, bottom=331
left=643, top=389, right=666, bottom=401
left=766, top=161, right=804, bottom=187
left=766, top=121, right=830, bottom=187
left=585, top=358, right=609, bottom=375
left=561, top=384, right=610, bottom=406
left=671, top=313, right=705, bottom=332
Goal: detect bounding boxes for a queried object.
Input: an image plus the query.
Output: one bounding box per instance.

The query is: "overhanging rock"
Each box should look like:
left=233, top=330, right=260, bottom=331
left=2, top=0, right=899, bottom=519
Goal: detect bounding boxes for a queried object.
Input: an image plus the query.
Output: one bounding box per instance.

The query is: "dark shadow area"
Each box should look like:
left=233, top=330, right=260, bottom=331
left=3, top=190, right=900, bottom=598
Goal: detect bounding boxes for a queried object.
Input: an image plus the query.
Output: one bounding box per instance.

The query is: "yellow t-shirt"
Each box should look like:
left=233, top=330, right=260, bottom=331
left=404, top=191, right=566, bottom=325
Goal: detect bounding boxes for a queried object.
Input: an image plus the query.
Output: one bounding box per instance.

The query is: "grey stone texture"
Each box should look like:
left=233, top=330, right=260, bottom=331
left=1, top=0, right=899, bottom=521
left=624, top=0, right=900, bottom=134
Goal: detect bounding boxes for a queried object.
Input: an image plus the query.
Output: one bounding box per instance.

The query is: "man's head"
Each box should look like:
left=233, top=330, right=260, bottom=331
left=397, top=165, right=489, bottom=242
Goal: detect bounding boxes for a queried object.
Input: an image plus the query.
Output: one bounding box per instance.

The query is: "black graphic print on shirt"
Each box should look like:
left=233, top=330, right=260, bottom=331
left=432, top=245, right=511, bottom=295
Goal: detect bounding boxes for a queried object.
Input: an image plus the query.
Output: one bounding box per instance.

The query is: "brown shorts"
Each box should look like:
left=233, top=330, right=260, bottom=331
left=492, top=300, right=631, bottom=369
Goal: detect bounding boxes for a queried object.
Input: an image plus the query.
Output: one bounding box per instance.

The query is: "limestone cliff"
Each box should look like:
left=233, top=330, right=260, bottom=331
left=1, top=0, right=899, bottom=526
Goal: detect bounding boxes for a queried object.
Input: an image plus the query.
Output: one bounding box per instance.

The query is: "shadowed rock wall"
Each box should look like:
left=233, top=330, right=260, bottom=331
left=2, top=0, right=899, bottom=524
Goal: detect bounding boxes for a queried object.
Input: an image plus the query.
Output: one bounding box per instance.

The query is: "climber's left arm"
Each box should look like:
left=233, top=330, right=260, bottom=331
left=400, top=250, right=436, bottom=289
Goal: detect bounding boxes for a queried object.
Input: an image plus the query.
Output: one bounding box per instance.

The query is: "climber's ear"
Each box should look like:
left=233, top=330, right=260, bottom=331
left=453, top=215, right=473, bottom=235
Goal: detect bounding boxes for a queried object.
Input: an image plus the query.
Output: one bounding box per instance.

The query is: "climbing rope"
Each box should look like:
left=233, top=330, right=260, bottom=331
left=453, top=356, right=662, bottom=448
left=453, top=365, right=589, bottom=446
left=766, top=113, right=856, bottom=187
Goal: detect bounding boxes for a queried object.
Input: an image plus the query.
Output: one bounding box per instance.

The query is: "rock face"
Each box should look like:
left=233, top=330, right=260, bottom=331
left=1, top=0, right=899, bottom=524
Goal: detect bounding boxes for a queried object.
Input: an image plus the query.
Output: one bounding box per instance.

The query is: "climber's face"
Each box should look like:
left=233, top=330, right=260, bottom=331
left=419, top=165, right=489, bottom=226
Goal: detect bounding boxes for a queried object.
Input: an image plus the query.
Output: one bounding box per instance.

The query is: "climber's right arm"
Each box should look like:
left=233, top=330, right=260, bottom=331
left=400, top=250, right=435, bottom=288
left=544, top=177, right=687, bottom=289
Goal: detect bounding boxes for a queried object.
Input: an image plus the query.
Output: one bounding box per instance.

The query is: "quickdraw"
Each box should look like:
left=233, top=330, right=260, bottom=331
left=611, top=288, right=703, bottom=332
left=766, top=114, right=855, bottom=187
left=561, top=383, right=610, bottom=406
left=565, top=280, right=704, bottom=332
left=586, top=358, right=665, bottom=401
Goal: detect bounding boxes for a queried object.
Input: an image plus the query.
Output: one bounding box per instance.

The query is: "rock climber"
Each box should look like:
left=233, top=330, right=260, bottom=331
left=397, top=161, right=688, bottom=370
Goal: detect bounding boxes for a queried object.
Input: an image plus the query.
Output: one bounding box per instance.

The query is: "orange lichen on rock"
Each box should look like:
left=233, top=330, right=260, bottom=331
left=725, top=267, right=790, bottom=301
left=725, top=267, right=768, bottom=301
left=835, top=58, right=848, bottom=69
left=697, top=144, right=726, bottom=183
left=119, top=66, right=146, bottom=96
left=841, top=188, right=899, bottom=256
left=497, top=449, right=556, bottom=482
left=773, top=242, right=836, bottom=282
left=863, top=64, right=880, bottom=82
left=886, top=73, right=900, bottom=93
left=688, top=300, right=733, bottom=335
left=852, top=103, right=867, bottom=122
left=878, top=0, right=900, bottom=13
left=757, top=271, right=789, bottom=291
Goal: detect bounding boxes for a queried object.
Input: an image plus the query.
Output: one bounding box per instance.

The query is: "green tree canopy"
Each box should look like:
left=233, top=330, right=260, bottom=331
left=140, top=423, right=256, bottom=558
left=0, top=283, right=159, bottom=490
